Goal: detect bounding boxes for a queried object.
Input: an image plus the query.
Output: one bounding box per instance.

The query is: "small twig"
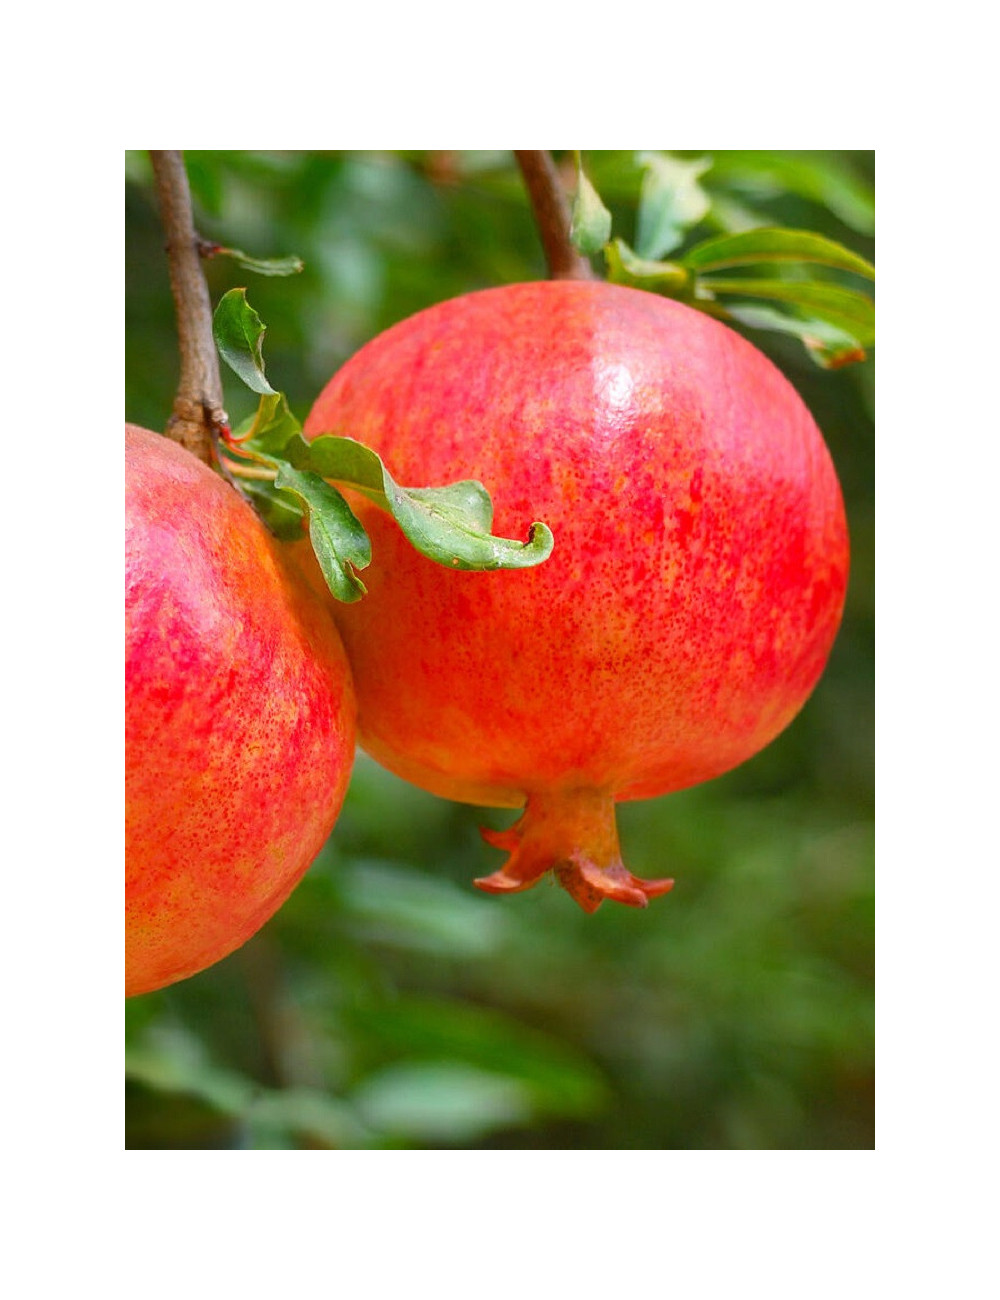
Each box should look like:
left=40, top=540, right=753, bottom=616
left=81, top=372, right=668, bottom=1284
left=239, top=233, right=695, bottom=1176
left=514, top=150, right=595, bottom=281
left=150, top=150, right=227, bottom=465
left=237, top=936, right=324, bottom=1093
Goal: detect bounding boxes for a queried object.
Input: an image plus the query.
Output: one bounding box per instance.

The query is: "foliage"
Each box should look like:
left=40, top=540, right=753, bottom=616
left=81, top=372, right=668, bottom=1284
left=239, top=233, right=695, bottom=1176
left=214, top=288, right=553, bottom=599
left=569, top=151, right=874, bottom=368
left=125, top=150, right=874, bottom=1150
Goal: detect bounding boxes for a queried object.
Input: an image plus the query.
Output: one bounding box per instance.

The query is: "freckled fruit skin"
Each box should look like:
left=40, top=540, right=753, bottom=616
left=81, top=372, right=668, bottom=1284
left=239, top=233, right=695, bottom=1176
left=125, top=425, right=356, bottom=995
left=304, top=281, right=848, bottom=912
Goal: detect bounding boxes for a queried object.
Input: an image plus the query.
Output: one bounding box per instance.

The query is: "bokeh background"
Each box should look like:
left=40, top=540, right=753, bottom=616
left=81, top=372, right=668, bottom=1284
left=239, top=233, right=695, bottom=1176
left=125, top=150, right=874, bottom=1150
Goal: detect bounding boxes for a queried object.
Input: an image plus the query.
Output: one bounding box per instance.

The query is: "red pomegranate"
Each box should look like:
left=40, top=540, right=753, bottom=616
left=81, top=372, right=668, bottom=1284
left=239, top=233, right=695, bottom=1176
left=125, top=425, right=356, bottom=994
left=303, top=281, right=849, bottom=912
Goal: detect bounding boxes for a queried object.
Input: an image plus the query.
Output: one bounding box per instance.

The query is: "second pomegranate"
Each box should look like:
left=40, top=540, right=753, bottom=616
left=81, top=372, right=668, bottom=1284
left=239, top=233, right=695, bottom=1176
left=304, top=280, right=849, bottom=912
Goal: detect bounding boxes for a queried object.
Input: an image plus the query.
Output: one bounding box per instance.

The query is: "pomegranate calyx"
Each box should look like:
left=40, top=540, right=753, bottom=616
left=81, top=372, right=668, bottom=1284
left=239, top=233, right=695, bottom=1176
left=474, top=790, right=674, bottom=914
left=557, top=860, right=675, bottom=915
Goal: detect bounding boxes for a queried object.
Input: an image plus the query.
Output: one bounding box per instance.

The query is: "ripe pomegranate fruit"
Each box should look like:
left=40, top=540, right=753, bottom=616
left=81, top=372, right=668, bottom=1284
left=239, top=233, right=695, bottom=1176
left=303, top=281, right=849, bottom=912
left=125, top=425, right=356, bottom=995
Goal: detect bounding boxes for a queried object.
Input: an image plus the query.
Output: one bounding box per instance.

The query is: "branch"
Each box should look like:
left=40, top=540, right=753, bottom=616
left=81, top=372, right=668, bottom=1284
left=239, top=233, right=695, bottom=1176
left=514, top=150, right=594, bottom=281
left=150, top=150, right=226, bottom=465
left=236, top=936, right=339, bottom=1149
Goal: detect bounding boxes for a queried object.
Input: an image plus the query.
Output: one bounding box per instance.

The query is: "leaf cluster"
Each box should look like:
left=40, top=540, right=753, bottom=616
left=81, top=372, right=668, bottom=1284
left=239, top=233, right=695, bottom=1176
left=213, top=290, right=553, bottom=601
left=571, top=151, right=875, bottom=368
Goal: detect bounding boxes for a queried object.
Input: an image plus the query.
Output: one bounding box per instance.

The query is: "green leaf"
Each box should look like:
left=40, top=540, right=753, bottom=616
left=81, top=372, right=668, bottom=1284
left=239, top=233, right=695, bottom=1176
left=346, top=994, right=609, bottom=1120
left=212, top=288, right=276, bottom=395
left=208, top=245, right=304, bottom=277
left=235, top=477, right=305, bottom=539
left=604, top=238, right=690, bottom=295
left=350, top=1062, right=536, bottom=1144
left=699, top=276, right=875, bottom=344
left=704, top=193, right=776, bottom=235
left=232, top=390, right=301, bottom=457
left=570, top=156, right=613, bottom=257
left=243, top=1089, right=372, bottom=1149
left=634, top=152, right=711, bottom=259
left=707, top=150, right=875, bottom=235
left=682, top=227, right=875, bottom=279
left=271, top=463, right=372, bottom=602
left=125, top=1026, right=254, bottom=1117
left=273, top=433, right=554, bottom=573
left=126, top=1025, right=373, bottom=1149
left=338, top=859, right=508, bottom=958
left=215, top=289, right=553, bottom=596
left=717, top=301, right=869, bottom=369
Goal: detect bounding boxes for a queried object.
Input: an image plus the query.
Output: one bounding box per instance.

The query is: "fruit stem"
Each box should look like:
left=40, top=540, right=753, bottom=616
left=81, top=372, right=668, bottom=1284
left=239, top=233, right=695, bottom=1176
left=150, top=150, right=227, bottom=466
left=514, top=151, right=596, bottom=282
left=223, top=462, right=277, bottom=480
left=476, top=788, right=674, bottom=913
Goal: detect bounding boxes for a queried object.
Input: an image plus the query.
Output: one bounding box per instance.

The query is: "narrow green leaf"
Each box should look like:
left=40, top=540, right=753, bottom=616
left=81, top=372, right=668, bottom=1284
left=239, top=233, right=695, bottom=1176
left=704, top=193, right=775, bottom=235
left=604, top=238, right=690, bottom=295
left=707, top=150, right=875, bottom=235
left=270, top=434, right=554, bottom=572
left=345, top=993, right=608, bottom=1118
left=212, top=288, right=276, bottom=395
left=718, top=301, right=869, bottom=369
left=272, top=464, right=372, bottom=602
left=634, top=152, right=711, bottom=259
left=699, top=276, right=875, bottom=343
left=682, top=227, right=875, bottom=279
left=570, top=157, right=613, bottom=257
left=209, top=245, right=304, bottom=277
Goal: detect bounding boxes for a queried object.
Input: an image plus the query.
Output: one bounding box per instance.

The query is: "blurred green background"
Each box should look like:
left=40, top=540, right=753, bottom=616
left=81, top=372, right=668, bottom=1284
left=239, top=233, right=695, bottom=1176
left=125, top=150, right=874, bottom=1150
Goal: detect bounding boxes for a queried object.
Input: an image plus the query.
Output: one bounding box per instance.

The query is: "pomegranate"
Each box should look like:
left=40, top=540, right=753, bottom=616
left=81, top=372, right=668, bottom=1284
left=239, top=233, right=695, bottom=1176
left=303, top=281, right=849, bottom=912
left=125, top=425, right=356, bottom=995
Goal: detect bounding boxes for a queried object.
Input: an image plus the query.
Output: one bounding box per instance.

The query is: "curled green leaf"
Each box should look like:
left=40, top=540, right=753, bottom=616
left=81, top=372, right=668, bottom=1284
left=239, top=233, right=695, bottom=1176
left=570, top=158, right=613, bottom=257
left=281, top=433, right=554, bottom=572
left=213, top=288, right=276, bottom=395
left=213, top=288, right=554, bottom=598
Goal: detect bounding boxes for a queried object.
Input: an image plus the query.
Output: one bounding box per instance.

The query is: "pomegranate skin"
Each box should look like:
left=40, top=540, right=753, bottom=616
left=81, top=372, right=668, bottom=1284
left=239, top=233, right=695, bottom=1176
left=125, top=425, right=356, bottom=995
left=304, top=281, right=849, bottom=910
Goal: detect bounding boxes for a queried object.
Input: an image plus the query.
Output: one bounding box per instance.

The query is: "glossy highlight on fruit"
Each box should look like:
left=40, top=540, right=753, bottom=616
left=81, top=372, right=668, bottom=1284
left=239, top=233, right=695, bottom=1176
left=125, top=425, right=356, bottom=995
left=304, top=281, right=849, bottom=912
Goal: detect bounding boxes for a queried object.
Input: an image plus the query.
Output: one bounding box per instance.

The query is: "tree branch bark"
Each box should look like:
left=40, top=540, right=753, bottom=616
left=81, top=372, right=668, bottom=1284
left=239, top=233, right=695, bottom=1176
left=514, top=150, right=595, bottom=282
left=150, top=150, right=225, bottom=465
